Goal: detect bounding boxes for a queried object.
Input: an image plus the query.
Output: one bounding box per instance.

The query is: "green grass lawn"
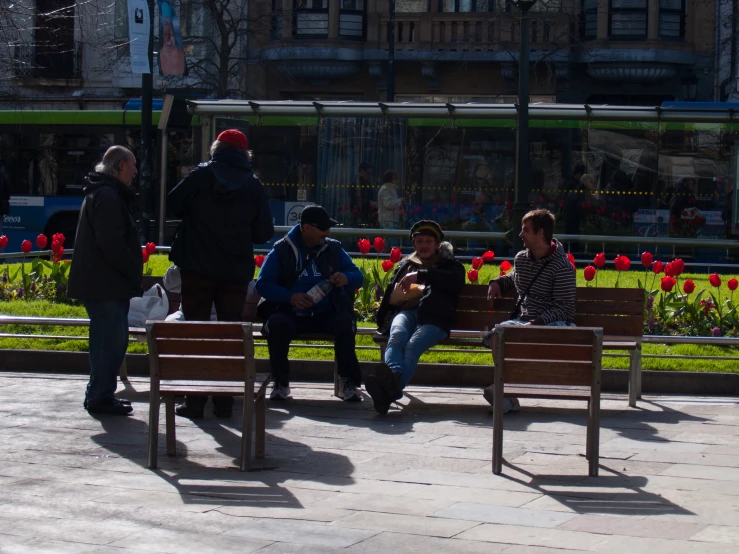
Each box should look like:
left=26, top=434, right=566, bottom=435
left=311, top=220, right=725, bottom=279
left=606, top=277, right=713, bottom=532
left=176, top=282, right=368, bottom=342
left=1, top=254, right=738, bottom=371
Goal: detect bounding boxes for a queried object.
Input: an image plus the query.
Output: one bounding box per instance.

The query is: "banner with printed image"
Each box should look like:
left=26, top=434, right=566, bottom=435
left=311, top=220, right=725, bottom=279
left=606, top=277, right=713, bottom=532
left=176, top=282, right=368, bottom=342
left=158, top=1, right=186, bottom=76
left=128, top=0, right=151, bottom=74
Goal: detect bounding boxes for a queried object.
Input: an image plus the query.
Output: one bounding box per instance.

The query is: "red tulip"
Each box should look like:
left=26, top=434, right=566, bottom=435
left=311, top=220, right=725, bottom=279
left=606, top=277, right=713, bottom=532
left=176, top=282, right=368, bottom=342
left=389, top=247, right=402, bottom=263
left=53, top=246, right=64, bottom=263
left=671, top=258, right=685, bottom=276
left=52, top=233, right=65, bottom=246
left=467, top=269, right=479, bottom=282
left=641, top=251, right=652, bottom=268
left=472, top=257, right=484, bottom=270
left=593, top=252, right=606, bottom=268
left=0, top=235, right=7, bottom=249
left=728, top=278, right=738, bottom=291
left=373, top=237, right=385, bottom=253
left=381, top=260, right=394, bottom=272
left=500, top=260, right=512, bottom=272
left=661, top=276, right=677, bottom=292
left=614, top=255, right=631, bottom=272
left=20, top=240, right=32, bottom=254
left=683, top=279, right=696, bottom=294
left=36, top=234, right=48, bottom=250
left=142, top=249, right=149, bottom=263
left=652, top=260, right=664, bottom=274
left=482, top=250, right=495, bottom=263
left=583, top=266, right=596, bottom=281
left=567, top=253, right=576, bottom=269
left=664, top=262, right=674, bottom=277
left=145, top=242, right=156, bottom=255
left=254, top=255, right=265, bottom=268
left=709, top=273, right=722, bottom=287
left=357, top=239, right=371, bottom=255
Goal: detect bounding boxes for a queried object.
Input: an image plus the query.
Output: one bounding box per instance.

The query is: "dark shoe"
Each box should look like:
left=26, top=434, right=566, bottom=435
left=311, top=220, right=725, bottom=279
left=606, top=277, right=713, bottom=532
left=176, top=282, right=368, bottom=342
left=213, top=408, right=233, bottom=418
left=84, top=398, right=130, bottom=409
left=86, top=398, right=133, bottom=416
left=366, top=365, right=402, bottom=415
left=175, top=403, right=204, bottom=420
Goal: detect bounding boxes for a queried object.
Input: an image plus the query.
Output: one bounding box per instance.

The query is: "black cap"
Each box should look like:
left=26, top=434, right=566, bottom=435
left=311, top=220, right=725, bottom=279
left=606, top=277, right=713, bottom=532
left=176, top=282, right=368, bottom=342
left=300, top=205, right=338, bottom=231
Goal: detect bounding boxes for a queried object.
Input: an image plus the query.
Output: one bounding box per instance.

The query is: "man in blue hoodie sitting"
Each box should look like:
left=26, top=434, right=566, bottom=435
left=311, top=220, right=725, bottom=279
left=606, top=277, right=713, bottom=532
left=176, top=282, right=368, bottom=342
left=256, top=205, right=364, bottom=402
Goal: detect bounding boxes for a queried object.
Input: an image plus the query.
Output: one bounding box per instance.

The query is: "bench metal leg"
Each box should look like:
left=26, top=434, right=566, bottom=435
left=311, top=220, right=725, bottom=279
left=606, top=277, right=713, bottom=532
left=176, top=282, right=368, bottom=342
left=628, top=346, right=642, bottom=407
left=242, top=388, right=255, bottom=472
left=119, top=357, right=128, bottom=381
left=147, top=395, right=160, bottom=470
left=165, top=395, right=176, bottom=457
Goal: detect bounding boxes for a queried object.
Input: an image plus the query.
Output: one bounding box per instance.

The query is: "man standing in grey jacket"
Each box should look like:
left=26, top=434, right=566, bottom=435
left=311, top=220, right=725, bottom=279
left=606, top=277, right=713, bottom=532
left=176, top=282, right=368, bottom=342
left=68, top=146, right=143, bottom=416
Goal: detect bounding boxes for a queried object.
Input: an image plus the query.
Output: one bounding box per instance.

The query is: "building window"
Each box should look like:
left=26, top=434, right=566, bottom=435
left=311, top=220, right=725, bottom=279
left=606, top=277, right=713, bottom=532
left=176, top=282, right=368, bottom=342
left=397, top=0, right=430, bottom=12
left=340, top=0, right=365, bottom=40
left=440, top=0, right=492, bottom=12
left=114, top=0, right=128, bottom=39
left=659, top=0, right=685, bottom=40
left=609, top=0, right=647, bottom=40
left=293, top=0, right=329, bottom=37
left=581, top=0, right=597, bottom=39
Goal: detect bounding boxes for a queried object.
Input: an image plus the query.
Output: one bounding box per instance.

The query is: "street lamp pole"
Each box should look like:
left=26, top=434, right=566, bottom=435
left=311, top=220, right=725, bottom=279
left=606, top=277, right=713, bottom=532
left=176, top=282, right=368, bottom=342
left=511, top=0, right=537, bottom=253
left=387, top=0, right=396, bottom=102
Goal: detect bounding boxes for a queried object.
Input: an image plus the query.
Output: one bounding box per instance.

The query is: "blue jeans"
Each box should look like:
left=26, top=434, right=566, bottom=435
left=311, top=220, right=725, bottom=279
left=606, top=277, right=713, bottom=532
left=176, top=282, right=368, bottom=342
left=84, top=299, right=130, bottom=404
left=384, top=309, right=448, bottom=389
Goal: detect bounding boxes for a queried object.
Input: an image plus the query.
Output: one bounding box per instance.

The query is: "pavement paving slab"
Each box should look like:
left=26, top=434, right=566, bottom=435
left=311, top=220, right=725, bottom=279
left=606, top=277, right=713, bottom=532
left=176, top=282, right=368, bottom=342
left=0, top=372, right=737, bottom=553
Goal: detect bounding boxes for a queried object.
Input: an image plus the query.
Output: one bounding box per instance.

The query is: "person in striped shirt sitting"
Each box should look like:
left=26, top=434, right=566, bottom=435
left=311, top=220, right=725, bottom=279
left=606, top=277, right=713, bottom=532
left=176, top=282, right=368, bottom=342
left=483, top=209, right=577, bottom=412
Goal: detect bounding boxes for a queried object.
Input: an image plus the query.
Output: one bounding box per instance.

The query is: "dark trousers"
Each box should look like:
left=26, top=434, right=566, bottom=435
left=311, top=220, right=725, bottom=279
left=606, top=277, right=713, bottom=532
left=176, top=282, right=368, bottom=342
left=84, top=299, right=130, bottom=404
left=180, top=270, right=248, bottom=411
left=264, top=310, right=360, bottom=388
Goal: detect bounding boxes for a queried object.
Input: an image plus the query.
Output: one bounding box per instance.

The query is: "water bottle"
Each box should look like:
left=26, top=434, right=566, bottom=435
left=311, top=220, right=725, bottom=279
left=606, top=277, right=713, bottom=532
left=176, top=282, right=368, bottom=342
left=306, top=279, right=332, bottom=304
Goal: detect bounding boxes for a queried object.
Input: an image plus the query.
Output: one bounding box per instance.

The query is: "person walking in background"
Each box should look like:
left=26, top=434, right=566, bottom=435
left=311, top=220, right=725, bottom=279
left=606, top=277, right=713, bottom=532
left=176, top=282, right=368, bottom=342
left=256, top=205, right=364, bottom=402
left=169, top=129, right=274, bottom=419
left=68, top=146, right=142, bottom=416
left=367, top=221, right=465, bottom=415
left=378, top=169, right=402, bottom=249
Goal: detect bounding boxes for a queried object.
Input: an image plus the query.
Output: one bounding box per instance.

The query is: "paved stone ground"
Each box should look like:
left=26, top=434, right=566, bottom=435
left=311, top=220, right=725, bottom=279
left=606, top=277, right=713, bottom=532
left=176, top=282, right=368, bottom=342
left=0, top=372, right=738, bottom=553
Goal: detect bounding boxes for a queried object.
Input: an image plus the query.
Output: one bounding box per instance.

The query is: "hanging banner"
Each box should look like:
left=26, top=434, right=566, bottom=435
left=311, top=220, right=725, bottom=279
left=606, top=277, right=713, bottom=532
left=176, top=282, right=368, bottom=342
left=158, top=1, right=186, bottom=76
left=128, top=0, right=150, bottom=74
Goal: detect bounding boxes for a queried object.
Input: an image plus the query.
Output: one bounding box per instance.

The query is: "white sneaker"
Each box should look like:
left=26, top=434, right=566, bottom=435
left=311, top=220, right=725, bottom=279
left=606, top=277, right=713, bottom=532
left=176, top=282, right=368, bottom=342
left=270, top=383, right=291, bottom=401
left=339, top=379, right=362, bottom=402
left=483, top=386, right=520, bottom=414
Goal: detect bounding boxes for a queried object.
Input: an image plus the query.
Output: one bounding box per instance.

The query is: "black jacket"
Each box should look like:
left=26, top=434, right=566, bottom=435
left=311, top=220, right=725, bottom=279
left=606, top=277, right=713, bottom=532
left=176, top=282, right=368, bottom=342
left=168, top=148, right=274, bottom=285
left=67, top=173, right=143, bottom=300
left=376, top=242, right=465, bottom=335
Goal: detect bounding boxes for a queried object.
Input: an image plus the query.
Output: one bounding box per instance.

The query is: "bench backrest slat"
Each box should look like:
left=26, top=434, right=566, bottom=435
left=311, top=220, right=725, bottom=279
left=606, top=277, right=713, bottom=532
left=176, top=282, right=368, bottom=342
left=455, top=285, right=643, bottom=338
left=495, top=325, right=603, bottom=387
left=146, top=322, right=255, bottom=383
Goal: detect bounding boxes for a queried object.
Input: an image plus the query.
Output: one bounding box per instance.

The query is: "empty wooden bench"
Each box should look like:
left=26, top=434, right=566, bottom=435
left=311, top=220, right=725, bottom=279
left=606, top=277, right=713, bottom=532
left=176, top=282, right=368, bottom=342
left=146, top=321, right=271, bottom=471
left=491, top=325, right=603, bottom=477
left=374, top=285, right=644, bottom=406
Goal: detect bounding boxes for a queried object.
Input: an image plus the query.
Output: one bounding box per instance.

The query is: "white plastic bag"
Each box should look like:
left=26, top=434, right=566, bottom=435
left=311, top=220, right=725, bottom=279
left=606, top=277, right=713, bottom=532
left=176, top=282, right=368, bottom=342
left=128, top=284, right=169, bottom=327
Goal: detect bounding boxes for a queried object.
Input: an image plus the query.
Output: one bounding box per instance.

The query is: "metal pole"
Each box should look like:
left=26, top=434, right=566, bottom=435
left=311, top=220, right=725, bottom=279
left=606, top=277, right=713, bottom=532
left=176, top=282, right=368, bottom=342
left=158, top=129, right=167, bottom=245
left=387, top=0, right=396, bottom=102
left=511, top=7, right=530, bottom=254
left=139, top=0, right=155, bottom=243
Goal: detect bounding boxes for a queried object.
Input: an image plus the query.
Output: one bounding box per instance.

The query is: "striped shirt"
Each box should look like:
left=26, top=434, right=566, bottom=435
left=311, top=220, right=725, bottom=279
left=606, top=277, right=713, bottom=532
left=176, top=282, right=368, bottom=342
left=494, top=239, right=576, bottom=324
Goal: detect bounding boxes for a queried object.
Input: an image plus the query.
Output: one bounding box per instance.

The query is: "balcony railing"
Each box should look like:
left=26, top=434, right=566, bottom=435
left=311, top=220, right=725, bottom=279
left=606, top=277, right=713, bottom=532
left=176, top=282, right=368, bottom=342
left=378, top=13, right=569, bottom=50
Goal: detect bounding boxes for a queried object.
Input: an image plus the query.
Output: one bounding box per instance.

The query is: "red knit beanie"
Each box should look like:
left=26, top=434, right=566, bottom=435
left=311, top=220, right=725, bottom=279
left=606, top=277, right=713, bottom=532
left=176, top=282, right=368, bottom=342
left=216, top=129, right=248, bottom=150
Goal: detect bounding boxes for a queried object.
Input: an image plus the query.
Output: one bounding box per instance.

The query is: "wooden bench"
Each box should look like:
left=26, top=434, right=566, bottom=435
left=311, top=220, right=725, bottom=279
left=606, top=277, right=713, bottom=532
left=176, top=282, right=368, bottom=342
left=373, top=285, right=644, bottom=407
left=146, top=321, right=271, bottom=471
left=491, top=325, right=603, bottom=477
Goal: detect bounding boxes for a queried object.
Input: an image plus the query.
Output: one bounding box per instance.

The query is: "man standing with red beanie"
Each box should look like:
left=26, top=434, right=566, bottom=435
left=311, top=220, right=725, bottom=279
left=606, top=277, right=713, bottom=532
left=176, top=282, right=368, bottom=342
left=169, top=129, right=274, bottom=419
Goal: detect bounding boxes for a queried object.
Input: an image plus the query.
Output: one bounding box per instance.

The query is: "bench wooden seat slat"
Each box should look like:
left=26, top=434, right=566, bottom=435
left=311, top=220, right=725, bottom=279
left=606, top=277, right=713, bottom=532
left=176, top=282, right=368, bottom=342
left=158, top=356, right=249, bottom=379
left=505, top=343, right=594, bottom=361
left=503, top=384, right=592, bottom=400
left=603, top=340, right=639, bottom=350
left=505, top=360, right=594, bottom=386
left=160, top=375, right=271, bottom=396
left=156, top=338, right=244, bottom=355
